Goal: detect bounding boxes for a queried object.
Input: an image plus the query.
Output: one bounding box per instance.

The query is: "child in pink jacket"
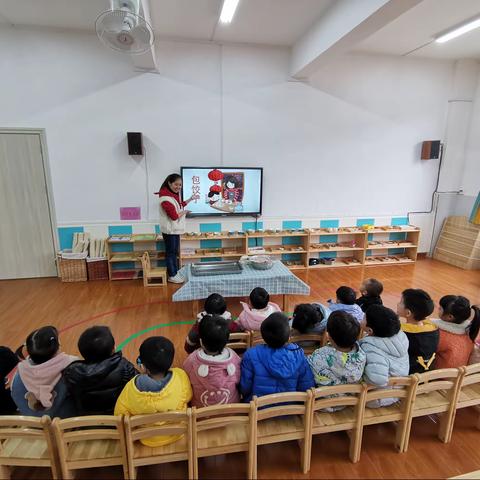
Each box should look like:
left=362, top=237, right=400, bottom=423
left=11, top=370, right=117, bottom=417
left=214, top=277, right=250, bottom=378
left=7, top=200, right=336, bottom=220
left=236, top=287, right=281, bottom=331
left=183, top=315, right=241, bottom=407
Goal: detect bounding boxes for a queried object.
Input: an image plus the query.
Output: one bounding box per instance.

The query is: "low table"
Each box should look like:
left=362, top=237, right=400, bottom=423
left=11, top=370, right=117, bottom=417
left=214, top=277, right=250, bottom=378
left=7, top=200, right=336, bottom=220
left=173, top=261, right=310, bottom=315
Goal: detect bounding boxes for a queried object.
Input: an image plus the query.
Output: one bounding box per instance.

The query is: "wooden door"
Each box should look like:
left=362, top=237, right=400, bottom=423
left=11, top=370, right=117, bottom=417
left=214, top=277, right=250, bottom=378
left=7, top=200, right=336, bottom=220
left=0, top=132, right=57, bottom=279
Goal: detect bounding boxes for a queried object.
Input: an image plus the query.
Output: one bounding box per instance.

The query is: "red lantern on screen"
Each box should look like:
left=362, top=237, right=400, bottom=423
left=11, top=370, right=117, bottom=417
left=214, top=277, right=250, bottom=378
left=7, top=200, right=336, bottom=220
left=208, top=169, right=224, bottom=181
left=210, top=185, right=222, bottom=193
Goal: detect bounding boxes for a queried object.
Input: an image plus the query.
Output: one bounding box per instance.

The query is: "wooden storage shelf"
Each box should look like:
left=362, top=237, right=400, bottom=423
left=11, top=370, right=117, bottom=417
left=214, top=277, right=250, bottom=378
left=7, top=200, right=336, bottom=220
left=307, top=228, right=366, bottom=236
left=109, top=253, right=165, bottom=262
left=108, top=234, right=164, bottom=243
left=309, top=246, right=364, bottom=252
left=309, top=258, right=363, bottom=269
left=107, top=235, right=166, bottom=280
left=182, top=232, right=246, bottom=240
left=106, top=224, right=421, bottom=278
left=367, top=243, right=416, bottom=250
left=365, top=255, right=415, bottom=266
left=181, top=251, right=244, bottom=259
left=246, top=231, right=308, bottom=238
left=369, top=227, right=420, bottom=234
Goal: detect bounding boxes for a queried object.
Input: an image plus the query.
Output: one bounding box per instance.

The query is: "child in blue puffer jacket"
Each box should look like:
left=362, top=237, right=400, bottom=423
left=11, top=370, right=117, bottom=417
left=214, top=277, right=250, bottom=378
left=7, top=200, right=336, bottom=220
left=240, top=313, right=314, bottom=402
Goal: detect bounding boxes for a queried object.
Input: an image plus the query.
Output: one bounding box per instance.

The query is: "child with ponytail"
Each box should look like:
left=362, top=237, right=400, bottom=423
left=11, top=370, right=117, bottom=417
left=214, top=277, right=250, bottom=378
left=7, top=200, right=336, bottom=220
left=430, top=296, right=480, bottom=369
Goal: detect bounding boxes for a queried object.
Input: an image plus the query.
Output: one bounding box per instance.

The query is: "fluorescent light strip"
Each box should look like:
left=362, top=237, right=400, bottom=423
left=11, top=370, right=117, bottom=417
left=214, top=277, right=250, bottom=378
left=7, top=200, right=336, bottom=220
left=220, top=0, right=240, bottom=24
left=436, top=17, right=480, bottom=43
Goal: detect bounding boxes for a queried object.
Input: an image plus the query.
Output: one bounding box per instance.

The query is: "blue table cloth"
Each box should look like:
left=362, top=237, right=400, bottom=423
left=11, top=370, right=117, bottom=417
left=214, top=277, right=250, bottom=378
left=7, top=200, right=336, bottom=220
left=172, top=261, right=310, bottom=301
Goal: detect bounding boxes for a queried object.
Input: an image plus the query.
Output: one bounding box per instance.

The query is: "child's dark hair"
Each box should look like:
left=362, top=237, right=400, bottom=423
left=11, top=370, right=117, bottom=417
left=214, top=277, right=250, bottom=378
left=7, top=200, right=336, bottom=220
left=250, top=287, right=269, bottom=310
left=160, top=173, right=181, bottom=192
left=363, top=278, right=383, bottom=297
left=208, top=191, right=219, bottom=198
left=199, top=315, right=229, bottom=354
left=261, top=313, right=290, bottom=349
left=440, top=295, right=480, bottom=342
left=78, top=326, right=115, bottom=363
left=204, top=293, right=227, bottom=316
left=336, top=286, right=356, bottom=305
left=139, top=336, right=174, bottom=375
left=292, top=304, right=323, bottom=334
left=26, top=326, right=59, bottom=364
left=224, top=176, right=239, bottom=188
left=366, top=305, right=401, bottom=337
left=327, top=311, right=360, bottom=349
left=402, top=289, right=434, bottom=320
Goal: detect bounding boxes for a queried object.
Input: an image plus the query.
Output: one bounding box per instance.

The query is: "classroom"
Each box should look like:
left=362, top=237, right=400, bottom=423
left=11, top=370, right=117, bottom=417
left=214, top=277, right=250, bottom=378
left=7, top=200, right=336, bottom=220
left=1, top=1, right=480, bottom=479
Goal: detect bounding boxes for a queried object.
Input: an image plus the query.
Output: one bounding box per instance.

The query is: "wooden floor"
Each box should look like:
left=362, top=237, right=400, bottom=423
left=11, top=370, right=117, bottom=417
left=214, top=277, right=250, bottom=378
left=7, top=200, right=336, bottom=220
left=1, top=258, right=480, bottom=479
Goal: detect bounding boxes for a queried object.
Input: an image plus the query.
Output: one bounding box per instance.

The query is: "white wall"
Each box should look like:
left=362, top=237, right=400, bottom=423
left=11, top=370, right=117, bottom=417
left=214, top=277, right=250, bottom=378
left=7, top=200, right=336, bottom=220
left=0, top=26, right=458, bottom=245
left=463, top=70, right=480, bottom=198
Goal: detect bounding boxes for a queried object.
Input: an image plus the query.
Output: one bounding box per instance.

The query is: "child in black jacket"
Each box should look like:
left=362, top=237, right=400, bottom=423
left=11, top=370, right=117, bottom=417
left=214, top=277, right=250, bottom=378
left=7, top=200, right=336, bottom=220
left=0, top=347, right=19, bottom=414
left=63, top=326, right=136, bottom=415
left=356, top=278, right=383, bottom=313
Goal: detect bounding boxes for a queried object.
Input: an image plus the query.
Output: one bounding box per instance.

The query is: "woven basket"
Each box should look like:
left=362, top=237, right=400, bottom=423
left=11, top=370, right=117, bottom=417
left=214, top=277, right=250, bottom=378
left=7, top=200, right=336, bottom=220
left=86, top=258, right=109, bottom=281
left=57, top=254, right=87, bottom=282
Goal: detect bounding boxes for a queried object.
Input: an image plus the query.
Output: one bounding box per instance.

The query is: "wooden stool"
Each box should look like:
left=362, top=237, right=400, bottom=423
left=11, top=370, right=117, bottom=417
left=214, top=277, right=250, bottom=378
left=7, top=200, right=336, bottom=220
left=141, top=252, right=167, bottom=287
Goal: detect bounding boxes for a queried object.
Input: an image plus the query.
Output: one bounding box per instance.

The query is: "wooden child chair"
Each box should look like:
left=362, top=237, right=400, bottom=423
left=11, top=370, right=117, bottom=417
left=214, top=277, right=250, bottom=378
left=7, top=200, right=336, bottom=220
left=251, top=391, right=313, bottom=479
left=359, top=376, right=417, bottom=458
left=124, top=411, right=193, bottom=480
left=288, top=333, right=325, bottom=355
left=226, top=332, right=251, bottom=353
left=141, top=252, right=167, bottom=287
left=402, top=368, right=464, bottom=452
left=308, top=384, right=366, bottom=467
left=0, top=415, right=59, bottom=480
left=446, top=363, right=480, bottom=441
left=191, top=402, right=254, bottom=480
left=52, top=415, right=129, bottom=479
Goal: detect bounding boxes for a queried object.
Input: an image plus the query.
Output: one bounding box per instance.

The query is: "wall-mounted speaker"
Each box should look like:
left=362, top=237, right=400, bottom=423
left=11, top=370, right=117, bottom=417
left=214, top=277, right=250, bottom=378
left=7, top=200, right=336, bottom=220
left=421, top=140, right=441, bottom=160
left=127, top=132, right=143, bottom=155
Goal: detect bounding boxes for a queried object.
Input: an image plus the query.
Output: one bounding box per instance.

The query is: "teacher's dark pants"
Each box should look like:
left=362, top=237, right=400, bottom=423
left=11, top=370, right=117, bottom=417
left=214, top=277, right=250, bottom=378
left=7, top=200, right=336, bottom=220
left=162, top=233, right=180, bottom=277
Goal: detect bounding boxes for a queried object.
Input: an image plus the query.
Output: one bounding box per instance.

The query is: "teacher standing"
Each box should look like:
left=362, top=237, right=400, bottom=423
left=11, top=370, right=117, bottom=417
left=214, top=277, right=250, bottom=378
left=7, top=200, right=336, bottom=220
left=156, top=173, right=196, bottom=283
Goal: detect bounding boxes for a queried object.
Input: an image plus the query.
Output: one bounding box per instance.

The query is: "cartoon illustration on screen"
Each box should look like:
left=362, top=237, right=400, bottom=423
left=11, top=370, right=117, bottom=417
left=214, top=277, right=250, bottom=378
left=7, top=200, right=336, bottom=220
left=205, top=169, right=244, bottom=213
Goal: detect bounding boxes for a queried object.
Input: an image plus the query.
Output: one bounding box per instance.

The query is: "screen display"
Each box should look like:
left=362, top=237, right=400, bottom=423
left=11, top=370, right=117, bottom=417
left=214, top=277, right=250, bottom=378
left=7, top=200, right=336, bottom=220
left=181, top=167, right=263, bottom=216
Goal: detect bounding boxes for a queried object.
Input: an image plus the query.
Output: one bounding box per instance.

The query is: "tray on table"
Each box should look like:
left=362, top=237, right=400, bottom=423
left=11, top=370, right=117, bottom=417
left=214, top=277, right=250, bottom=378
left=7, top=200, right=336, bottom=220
left=190, top=261, right=243, bottom=277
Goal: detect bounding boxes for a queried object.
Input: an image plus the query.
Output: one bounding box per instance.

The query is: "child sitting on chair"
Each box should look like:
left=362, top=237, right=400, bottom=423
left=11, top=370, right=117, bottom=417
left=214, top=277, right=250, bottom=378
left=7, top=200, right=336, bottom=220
left=185, top=293, right=239, bottom=353
left=430, top=295, right=480, bottom=369
left=0, top=347, right=19, bottom=415
left=63, top=326, right=137, bottom=415
left=240, top=313, right=314, bottom=401
left=355, top=278, right=384, bottom=313
left=398, top=289, right=439, bottom=374
left=114, top=336, right=192, bottom=447
left=327, top=286, right=364, bottom=324
left=183, top=315, right=241, bottom=407
left=290, top=303, right=331, bottom=335
left=236, top=287, right=281, bottom=331
left=11, top=326, right=78, bottom=418
left=359, top=305, right=409, bottom=407
left=308, top=311, right=365, bottom=387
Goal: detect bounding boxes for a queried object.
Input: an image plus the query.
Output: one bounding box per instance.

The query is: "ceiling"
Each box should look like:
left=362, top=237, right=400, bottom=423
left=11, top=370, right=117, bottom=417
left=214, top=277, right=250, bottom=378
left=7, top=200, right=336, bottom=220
left=0, top=0, right=333, bottom=47
left=354, top=0, right=480, bottom=59
left=0, top=0, right=479, bottom=59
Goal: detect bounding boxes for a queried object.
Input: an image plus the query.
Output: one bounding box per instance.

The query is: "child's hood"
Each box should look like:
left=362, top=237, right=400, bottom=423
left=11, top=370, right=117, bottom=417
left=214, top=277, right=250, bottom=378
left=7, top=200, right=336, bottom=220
left=121, top=368, right=189, bottom=411
left=197, top=310, right=232, bottom=321
left=360, top=331, right=409, bottom=359
left=193, top=348, right=240, bottom=378
left=239, top=302, right=280, bottom=321
left=258, top=344, right=305, bottom=379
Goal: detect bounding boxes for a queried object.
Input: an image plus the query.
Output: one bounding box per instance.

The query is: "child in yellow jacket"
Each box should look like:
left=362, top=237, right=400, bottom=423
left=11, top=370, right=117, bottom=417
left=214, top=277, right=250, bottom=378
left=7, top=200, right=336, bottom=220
left=114, top=336, right=192, bottom=447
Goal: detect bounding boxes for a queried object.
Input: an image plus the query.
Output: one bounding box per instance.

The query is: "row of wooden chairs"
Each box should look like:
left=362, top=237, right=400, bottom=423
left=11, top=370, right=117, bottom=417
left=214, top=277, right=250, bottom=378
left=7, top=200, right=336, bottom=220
left=228, top=331, right=326, bottom=354
left=1, top=364, right=479, bottom=479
